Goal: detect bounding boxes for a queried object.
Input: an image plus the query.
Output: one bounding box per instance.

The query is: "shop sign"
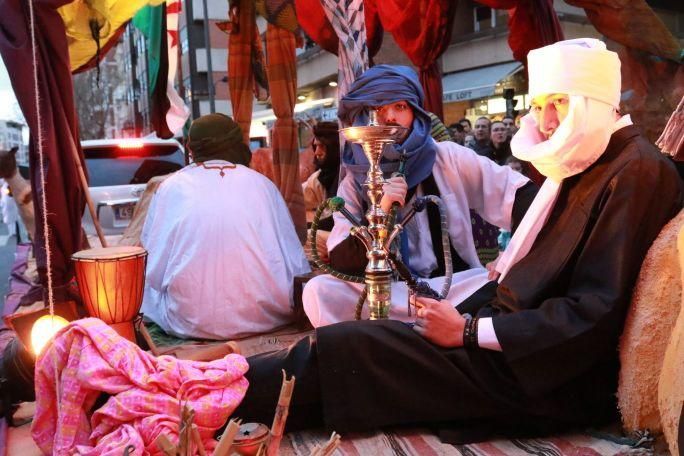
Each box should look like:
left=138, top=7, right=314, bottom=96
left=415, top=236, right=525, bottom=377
left=443, top=85, right=495, bottom=103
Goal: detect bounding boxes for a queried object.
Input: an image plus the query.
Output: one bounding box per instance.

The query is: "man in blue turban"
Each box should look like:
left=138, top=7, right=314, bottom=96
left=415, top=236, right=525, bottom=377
left=303, top=65, right=536, bottom=326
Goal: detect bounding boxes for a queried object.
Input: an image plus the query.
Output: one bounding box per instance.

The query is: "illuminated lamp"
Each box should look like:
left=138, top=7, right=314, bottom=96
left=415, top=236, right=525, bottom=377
left=1, top=302, right=80, bottom=415
left=30, top=315, right=69, bottom=355
left=297, top=95, right=307, bottom=101
left=328, top=81, right=338, bottom=87
left=72, top=246, right=147, bottom=343
left=4, top=301, right=80, bottom=354
left=117, top=140, right=145, bottom=149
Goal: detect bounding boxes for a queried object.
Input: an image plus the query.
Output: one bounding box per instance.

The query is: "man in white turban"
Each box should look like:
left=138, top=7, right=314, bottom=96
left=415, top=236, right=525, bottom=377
left=225, top=39, right=683, bottom=442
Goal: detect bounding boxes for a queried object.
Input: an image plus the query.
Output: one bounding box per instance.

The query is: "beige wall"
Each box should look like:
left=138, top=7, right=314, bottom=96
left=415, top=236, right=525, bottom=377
left=296, top=50, right=337, bottom=89
left=442, top=34, right=513, bottom=74
left=443, top=101, right=471, bottom=126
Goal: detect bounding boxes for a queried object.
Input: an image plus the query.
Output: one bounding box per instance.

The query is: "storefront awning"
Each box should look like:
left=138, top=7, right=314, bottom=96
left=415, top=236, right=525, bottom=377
left=442, top=62, right=523, bottom=103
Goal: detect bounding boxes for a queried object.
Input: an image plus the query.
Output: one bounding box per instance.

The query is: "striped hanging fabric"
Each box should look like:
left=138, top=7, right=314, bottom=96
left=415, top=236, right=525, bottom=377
left=228, top=0, right=257, bottom=145
left=266, top=23, right=306, bottom=241
left=320, top=0, right=369, bottom=103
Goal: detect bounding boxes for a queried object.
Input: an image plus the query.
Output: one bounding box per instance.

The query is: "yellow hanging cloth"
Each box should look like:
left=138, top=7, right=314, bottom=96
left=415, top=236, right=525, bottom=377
left=58, top=0, right=165, bottom=72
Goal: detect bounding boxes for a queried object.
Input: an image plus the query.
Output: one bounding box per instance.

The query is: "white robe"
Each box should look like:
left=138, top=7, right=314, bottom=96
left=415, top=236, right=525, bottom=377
left=303, top=141, right=529, bottom=327
left=141, top=161, right=311, bottom=340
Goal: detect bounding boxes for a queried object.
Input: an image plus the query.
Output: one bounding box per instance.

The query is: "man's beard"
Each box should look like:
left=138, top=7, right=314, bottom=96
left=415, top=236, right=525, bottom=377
left=313, top=156, right=324, bottom=169
left=385, top=122, right=409, bottom=142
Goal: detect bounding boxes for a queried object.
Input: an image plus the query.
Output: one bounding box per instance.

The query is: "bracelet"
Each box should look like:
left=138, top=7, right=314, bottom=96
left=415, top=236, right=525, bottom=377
left=462, top=316, right=479, bottom=349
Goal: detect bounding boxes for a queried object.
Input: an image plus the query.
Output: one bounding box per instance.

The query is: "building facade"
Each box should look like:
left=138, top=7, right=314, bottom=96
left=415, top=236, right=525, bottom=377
left=176, top=0, right=683, bottom=144
left=0, top=120, right=27, bottom=166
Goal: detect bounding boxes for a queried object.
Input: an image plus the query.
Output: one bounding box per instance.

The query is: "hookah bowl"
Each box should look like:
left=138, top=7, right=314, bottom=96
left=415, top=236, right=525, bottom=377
left=340, top=122, right=407, bottom=319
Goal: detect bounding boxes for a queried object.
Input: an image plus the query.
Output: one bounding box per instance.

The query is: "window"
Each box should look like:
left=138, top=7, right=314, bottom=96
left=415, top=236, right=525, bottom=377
left=473, top=6, right=494, bottom=32
left=83, top=143, right=185, bottom=187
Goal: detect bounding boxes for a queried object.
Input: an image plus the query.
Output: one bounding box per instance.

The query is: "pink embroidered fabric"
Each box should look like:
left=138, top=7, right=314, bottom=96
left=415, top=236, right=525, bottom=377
left=31, top=318, right=249, bottom=455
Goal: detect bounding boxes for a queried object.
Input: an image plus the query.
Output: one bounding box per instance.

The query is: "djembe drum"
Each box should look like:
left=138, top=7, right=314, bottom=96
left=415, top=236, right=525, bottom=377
left=72, top=246, right=147, bottom=342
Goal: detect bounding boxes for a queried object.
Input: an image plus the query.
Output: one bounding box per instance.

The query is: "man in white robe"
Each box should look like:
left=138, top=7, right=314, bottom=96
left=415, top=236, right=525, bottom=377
left=303, top=65, right=535, bottom=326
left=141, top=114, right=310, bottom=340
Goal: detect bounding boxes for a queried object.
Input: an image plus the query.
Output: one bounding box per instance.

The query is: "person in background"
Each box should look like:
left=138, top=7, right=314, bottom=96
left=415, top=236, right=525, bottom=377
left=459, top=117, right=472, bottom=135
left=488, top=120, right=512, bottom=165
left=497, top=156, right=528, bottom=251
left=302, top=121, right=341, bottom=262
left=470, top=116, right=493, bottom=156
left=504, top=155, right=526, bottom=175
left=502, top=115, right=518, bottom=140
left=448, top=122, right=466, bottom=145
left=460, top=118, right=476, bottom=148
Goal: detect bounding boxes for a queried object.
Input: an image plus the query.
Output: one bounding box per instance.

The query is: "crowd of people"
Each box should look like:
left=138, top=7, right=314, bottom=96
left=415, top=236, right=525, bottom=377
left=135, top=38, right=681, bottom=442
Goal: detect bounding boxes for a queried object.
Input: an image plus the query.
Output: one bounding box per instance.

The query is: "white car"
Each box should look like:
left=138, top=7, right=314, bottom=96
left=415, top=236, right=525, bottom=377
left=81, top=138, right=185, bottom=236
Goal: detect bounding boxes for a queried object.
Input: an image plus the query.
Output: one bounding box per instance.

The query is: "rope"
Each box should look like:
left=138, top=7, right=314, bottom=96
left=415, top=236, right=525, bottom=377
left=28, top=0, right=60, bottom=414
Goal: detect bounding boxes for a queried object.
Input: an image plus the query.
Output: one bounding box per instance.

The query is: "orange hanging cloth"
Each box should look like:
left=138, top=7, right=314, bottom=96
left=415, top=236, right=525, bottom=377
left=227, top=0, right=258, bottom=145
left=265, top=23, right=306, bottom=241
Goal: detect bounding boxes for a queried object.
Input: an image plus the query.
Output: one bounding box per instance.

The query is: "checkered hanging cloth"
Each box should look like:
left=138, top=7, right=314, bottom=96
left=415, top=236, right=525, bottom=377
left=320, top=0, right=369, bottom=102
left=266, top=23, right=306, bottom=241
left=228, top=0, right=258, bottom=145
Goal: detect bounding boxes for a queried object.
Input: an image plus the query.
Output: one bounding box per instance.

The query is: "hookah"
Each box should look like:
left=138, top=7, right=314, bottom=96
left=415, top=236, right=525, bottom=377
left=309, top=110, right=454, bottom=320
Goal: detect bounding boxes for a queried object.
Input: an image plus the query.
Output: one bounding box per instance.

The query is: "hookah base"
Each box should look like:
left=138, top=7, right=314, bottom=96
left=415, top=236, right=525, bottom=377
left=365, top=270, right=392, bottom=320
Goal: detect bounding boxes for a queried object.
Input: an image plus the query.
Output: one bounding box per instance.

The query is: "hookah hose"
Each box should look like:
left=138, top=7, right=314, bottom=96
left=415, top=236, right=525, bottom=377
left=308, top=197, right=369, bottom=320
left=308, top=197, right=365, bottom=284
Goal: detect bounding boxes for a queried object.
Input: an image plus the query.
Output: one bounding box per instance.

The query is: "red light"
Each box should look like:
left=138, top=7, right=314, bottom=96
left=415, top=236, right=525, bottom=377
left=117, top=140, right=145, bottom=149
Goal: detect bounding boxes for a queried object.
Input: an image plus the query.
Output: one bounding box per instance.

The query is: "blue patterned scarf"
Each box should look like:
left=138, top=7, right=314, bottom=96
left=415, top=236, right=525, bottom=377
left=338, top=65, right=437, bottom=190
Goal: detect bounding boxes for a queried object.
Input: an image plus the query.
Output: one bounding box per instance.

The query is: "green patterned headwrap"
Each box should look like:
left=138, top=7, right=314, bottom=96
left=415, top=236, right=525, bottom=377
left=187, top=113, right=251, bottom=165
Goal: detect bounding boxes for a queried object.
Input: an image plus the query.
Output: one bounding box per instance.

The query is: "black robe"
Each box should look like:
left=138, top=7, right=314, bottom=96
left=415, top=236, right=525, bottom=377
left=231, top=126, right=683, bottom=441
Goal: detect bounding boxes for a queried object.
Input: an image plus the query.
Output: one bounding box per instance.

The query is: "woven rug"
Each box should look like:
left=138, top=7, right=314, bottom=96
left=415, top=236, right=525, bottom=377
left=144, top=320, right=313, bottom=358
left=280, top=428, right=656, bottom=455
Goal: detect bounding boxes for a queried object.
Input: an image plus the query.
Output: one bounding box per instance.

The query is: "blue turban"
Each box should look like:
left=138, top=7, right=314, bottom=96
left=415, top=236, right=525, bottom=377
left=338, top=65, right=437, bottom=190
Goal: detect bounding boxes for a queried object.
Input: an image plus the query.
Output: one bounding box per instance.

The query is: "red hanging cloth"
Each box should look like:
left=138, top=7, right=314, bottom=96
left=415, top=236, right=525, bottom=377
left=0, top=0, right=87, bottom=301
left=373, top=0, right=457, bottom=120
left=476, top=0, right=564, bottom=65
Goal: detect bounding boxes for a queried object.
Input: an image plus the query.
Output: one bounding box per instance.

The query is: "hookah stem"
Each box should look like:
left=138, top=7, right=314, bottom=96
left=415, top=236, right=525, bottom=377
left=309, top=199, right=364, bottom=284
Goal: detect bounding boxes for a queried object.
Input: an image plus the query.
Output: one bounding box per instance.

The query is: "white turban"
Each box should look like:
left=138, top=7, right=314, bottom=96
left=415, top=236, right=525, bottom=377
left=496, top=38, right=631, bottom=282
left=528, top=38, right=621, bottom=109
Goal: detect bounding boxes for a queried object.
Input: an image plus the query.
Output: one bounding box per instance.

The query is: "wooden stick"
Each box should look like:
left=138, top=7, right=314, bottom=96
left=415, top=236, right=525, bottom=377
left=177, top=402, right=195, bottom=456
left=267, top=370, right=296, bottom=456
left=138, top=322, right=161, bottom=356
left=65, top=130, right=107, bottom=247
left=191, top=424, right=207, bottom=456
left=256, top=442, right=269, bottom=456
left=321, top=435, right=341, bottom=456
left=154, top=434, right=177, bottom=456
left=213, top=418, right=242, bottom=456
left=312, top=432, right=341, bottom=456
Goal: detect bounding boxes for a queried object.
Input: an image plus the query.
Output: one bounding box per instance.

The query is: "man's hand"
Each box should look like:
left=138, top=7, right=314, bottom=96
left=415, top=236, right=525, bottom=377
left=412, top=296, right=466, bottom=348
left=380, top=176, right=408, bottom=214
left=485, top=251, right=502, bottom=281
